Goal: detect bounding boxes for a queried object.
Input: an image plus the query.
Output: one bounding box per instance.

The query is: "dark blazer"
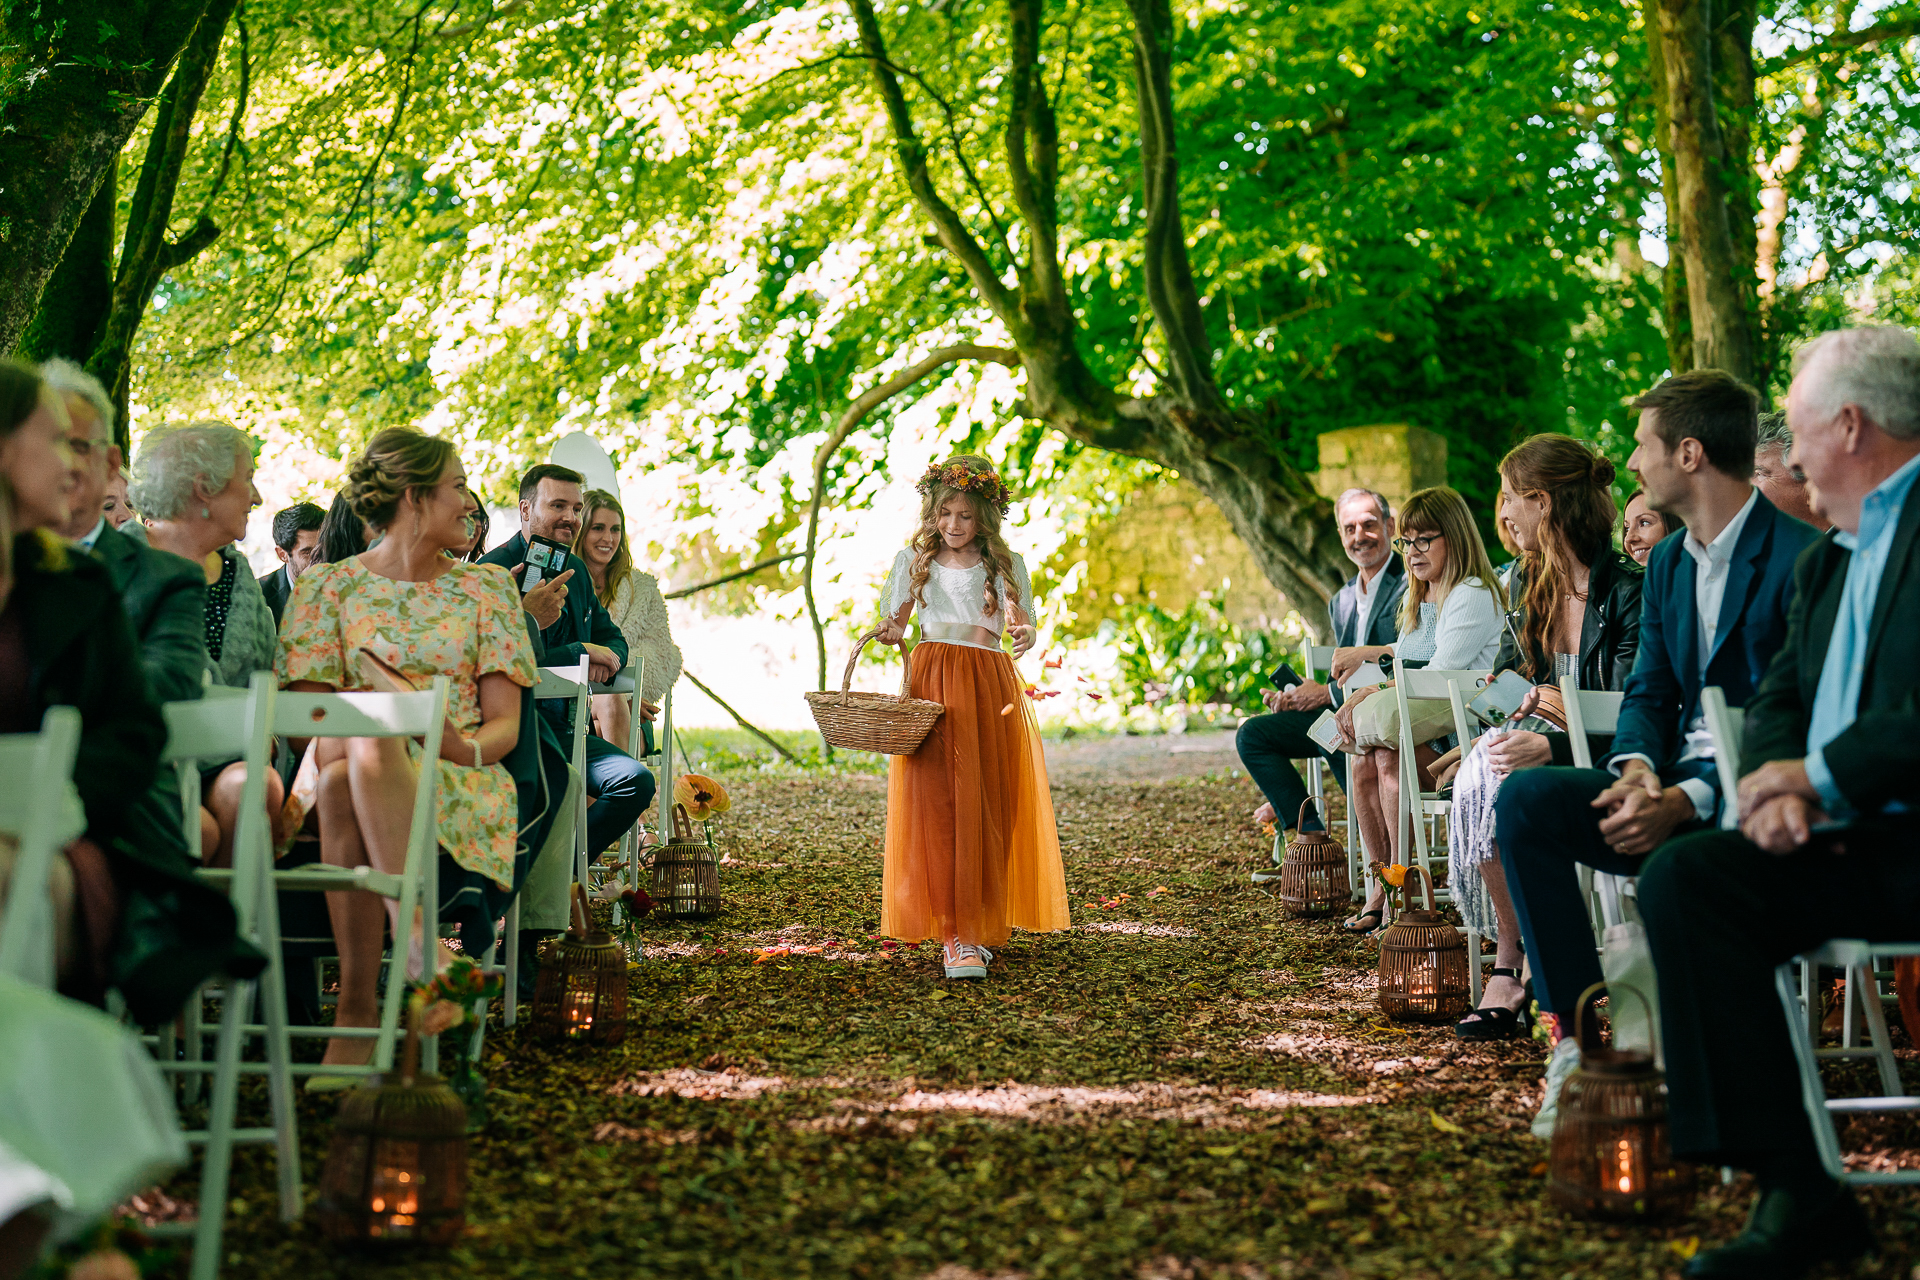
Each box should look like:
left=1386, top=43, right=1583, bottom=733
left=1610, top=493, right=1817, bottom=798
left=1496, top=547, right=1645, bottom=766
left=1326, top=555, right=1405, bottom=707
left=9, top=532, right=262, bottom=1022
left=480, top=532, right=629, bottom=731
left=90, top=523, right=209, bottom=705
left=1741, top=477, right=1920, bottom=813
left=258, top=563, right=293, bottom=628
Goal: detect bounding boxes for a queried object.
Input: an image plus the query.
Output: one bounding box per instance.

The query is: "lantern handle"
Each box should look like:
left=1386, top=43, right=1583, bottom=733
left=400, top=1006, right=421, bottom=1086
left=1572, top=979, right=1658, bottom=1062
left=1401, top=862, right=1438, bottom=914
left=569, top=882, right=590, bottom=939
left=1295, top=800, right=1317, bottom=833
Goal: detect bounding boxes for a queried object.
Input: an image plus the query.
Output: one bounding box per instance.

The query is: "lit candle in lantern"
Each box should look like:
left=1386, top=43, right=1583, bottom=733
left=1614, top=1137, right=1635, bottom=1194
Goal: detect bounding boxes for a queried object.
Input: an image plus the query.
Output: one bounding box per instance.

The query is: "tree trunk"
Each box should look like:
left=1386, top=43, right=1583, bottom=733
left=1644, top=14, right=1692, bottom=374
left=1654, top=0, right=1755, bottom=382
left=0, top=1, right=213, bottom=356
left=16, top=166, right=117, bottom=405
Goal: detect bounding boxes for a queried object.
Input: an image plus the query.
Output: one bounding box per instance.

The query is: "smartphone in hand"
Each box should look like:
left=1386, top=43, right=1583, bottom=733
left=1268, top=663, right=1304, bottom=693
left=1468, top=670, right=1535, bottom=726
left=518, top=533, right=573, bottom=593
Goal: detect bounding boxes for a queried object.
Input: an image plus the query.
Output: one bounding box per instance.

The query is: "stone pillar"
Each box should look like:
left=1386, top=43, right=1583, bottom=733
left=1312, top=424, right=1448, bottom=519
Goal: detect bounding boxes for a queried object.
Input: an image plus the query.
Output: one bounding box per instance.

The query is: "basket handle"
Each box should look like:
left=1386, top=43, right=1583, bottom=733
left=1296, top=800, right=1316, bottom=832
left=1402, top=863, right=1438, bottom=913
left=839, top=626, right=911, bottom=705
left=1573, top=979, right=1659, bottom=1063
left=568, top=881, right=590, bottom=939
left=672, top=802, right=695, bottom=843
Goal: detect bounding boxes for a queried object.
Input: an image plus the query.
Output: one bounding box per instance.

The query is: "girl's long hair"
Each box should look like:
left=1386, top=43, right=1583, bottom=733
left=1499, top=434, right=1617, bottom=680
left=1395, top=485, right=1505, bottom=636
left=0, top=361, right=51, bottom=593
left=316, top=489, right=368, bottom=564
left=907, top=455, right=1018, bottom=619
left=574, top=489, right=634, bottom=606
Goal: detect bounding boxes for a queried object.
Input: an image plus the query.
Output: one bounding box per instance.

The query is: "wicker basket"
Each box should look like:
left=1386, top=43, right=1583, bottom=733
left=804, top=628, right=945, bottom=755
left=1278, top=800, right=1351, bottom=917
left=650, top=803, right=720, bottom=920
left=531, top=884, right=629, bottom=1045
left=1376, top=865, right=1471, bottom=1023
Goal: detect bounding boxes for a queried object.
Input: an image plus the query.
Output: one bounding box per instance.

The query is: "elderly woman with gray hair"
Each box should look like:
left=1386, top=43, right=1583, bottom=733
left=128, top=422, right=284, bottom=864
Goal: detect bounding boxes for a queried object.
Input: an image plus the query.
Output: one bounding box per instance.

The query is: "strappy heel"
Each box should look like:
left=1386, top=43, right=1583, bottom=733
left=1454, top=966, right=1533, bottom=1041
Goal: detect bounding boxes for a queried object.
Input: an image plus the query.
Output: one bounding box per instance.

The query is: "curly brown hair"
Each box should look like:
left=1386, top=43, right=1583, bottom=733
left=904, top=455, right=1019, bottom=621
left=346, top=428, right=457, bottom=531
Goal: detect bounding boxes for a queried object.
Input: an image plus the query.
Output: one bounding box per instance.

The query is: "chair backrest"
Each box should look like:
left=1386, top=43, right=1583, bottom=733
left=1303, top=644, right=1337, bottom=684
left=0, top=706, right=84, bottom=985
left=272, top=686, right=446, bottom=739
left=1397, top=668, right=1492, bottom=701
left=1699, top=686, right=1747, bottom=830
left=1556, top=675, right=1626, bottom=771
left=534, top=660, right=591, bottom=703
left=165, top=674, right=277, bottom=865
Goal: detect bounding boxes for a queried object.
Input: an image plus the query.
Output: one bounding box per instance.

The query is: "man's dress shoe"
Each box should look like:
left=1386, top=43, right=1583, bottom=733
left=1684, top=1183, right=1873, bottom=1280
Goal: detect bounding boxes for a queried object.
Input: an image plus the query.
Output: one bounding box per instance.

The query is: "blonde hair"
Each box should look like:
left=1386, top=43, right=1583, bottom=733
left=1395, top=485, right=1506, bottom=636
left=905, top=454, right=1019, bottom=619
left=574, top=488, right=634, bottom=606
left=346, top=428, right=456, bottom=530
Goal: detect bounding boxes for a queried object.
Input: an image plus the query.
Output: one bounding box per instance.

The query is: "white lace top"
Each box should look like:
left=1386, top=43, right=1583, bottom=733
left=881, top=548, right=1037, bottom=650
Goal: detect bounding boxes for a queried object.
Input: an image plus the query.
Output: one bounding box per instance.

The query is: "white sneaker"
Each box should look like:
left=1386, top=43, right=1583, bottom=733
left=1531, top=1037, right=1582, bottom=1140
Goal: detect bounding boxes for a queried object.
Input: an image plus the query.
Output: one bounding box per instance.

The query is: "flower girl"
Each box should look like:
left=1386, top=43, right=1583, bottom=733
left=874, top=456, right=1070, bottom=978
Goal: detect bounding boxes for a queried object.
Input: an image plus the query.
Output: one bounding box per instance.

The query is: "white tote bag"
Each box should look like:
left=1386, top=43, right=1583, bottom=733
left=1601, top=920, right=1664, bottom=1069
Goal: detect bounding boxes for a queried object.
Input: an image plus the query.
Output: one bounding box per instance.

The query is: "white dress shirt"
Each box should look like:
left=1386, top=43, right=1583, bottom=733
left=1612, top=488, right=1759, bottom=820
left=73, top=518, right=106, bottom=552
left=1352, top=559, right=1388, bottom=641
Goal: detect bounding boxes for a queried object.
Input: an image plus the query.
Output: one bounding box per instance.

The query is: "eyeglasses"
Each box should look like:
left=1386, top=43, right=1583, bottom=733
left=1392, top=533, right=1444, bottom=554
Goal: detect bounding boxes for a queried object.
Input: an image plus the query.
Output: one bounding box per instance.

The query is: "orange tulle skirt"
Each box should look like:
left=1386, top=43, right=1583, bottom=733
left=882, top=641, right=1070, bottom=946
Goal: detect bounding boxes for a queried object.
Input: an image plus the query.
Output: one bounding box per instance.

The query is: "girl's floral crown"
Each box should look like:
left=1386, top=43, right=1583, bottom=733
left=915, top=461, right=1012, bottom=514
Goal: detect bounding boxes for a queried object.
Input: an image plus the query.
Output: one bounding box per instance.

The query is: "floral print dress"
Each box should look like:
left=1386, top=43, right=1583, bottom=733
left=277, top=558, right=537, bottom=889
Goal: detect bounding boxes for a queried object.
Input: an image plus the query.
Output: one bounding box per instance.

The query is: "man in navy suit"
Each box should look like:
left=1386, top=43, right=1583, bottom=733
left=1237, top=487, right=1406, bottom=843
left=1493, top=369, right=1817, bottom=1131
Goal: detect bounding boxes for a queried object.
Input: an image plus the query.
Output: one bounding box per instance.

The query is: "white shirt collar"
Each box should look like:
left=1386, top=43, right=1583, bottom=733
left=74, top=518, right=107, bottom=552
left=1683, top=487, right=1759, bottom=570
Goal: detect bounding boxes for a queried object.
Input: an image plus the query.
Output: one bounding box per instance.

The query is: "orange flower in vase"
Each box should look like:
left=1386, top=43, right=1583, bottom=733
left=673, top=773, right=732, bottom=821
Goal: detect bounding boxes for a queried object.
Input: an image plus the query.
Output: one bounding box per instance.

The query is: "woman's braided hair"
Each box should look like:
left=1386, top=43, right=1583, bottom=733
left=346, top=428, right=456, bottom=530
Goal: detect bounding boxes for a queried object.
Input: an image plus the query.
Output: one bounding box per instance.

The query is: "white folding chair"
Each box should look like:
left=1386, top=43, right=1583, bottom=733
left=1439, top=675, right=1498, bottom=1005
left=1558, top=675, right=1630, bottom=933
left=1775, top=939, right=1920, bottom=1185
left=1289, top=643, right=1358, bottom=897
left=0, top=707, right=84, bottom=987
left=495, top=659, right=592, bottom=1029
left=146, top=677, right=299, bottom=1280
left=190, top=676, right=451, bottom=1085
left=1390, top=667, right=1492, bottom=895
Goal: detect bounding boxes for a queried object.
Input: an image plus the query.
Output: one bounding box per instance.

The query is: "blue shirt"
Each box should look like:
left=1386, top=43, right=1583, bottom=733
left=1804, top=450, right=1920, bottom=813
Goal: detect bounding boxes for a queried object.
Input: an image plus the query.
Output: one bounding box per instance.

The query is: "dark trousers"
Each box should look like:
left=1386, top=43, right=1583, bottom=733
left=583, top=733, right=653, bottom=852
left=1235, top=709, right=1346, bottom=831
left=1637, top=822, right=1920, bottom=1165
left=1494, top=767, right=1663, bottom=1014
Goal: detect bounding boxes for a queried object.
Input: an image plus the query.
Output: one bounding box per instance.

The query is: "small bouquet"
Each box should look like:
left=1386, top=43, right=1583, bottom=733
left=407, top=953, right=504, bottom=1037
left=673, top=773, right=732, bottom=842
left=1368, top=860, right=1410, bottom=918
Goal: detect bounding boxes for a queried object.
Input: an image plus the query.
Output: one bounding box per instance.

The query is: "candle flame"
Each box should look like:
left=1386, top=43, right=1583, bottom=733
left=1615, top=1137, right=1635, bottom=1194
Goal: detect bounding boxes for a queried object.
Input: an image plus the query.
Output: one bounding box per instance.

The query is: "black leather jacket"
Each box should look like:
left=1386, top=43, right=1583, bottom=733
left=1493, top=547, right=1645, bottom=765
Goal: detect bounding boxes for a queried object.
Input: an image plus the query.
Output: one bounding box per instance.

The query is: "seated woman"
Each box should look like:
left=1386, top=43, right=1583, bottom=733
left=129, top=423, right=282, bottom=866
left=315, top=488, right=369, bottom=565
left=1330, top=486, right=1505, bottom=933
left=278, top=428, right=534, bottom=1078
left=573, top=489, right=681, bottom=750
left=0, top=361, right=256, bottom=1018
left=1440, top=435, right=1643, bottom=1038
left=1621, top=488, right=1680, bottom=566
left=458, top=503, right=491, bottom=563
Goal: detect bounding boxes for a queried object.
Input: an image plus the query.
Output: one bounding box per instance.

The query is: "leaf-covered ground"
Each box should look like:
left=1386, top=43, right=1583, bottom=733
left=195, top=732, right=1919, bottom=1279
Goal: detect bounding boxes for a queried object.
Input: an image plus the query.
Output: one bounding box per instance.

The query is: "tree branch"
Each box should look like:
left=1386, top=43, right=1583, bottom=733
left=1123, top=0, right=1222, bottom=411
left=846, top=0, right=1023, bottom=332
left=1763, top=16, right=1920, bottom=72
left=663, top=552, right=807, bottom=600
left=1004, top=0, right=1065, bottom=311
left=678, top=670, right=802, bottom=765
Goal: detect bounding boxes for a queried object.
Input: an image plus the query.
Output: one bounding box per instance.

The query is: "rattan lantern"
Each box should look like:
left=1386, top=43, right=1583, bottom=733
left=317, top=1023, right=468, bottom=1245
left=1376, top=865, right=1471, bottom=1022
left=531, top=884, right=629, bottom=1045
left=1277, top=801, right=1351, bottom=917
left=650, top=802, right=720, bottom=920
left=1548, top=982, right=1695, bottom=1220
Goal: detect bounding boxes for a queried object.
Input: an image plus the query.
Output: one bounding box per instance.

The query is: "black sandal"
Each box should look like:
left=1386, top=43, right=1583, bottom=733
left=1342, top=908, right=1384, bottom=934
left=1454, top=968, right=1533, bottom=1041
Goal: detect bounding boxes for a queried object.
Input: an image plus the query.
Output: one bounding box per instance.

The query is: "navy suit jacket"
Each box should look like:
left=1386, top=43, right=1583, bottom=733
left=1609, top=493, right=1817, bottom=803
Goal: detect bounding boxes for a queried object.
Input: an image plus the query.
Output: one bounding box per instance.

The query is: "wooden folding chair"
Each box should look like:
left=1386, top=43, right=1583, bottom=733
left=0, top=706, right=84, bottom=987
left=146, top=676, right=299, bottom=1280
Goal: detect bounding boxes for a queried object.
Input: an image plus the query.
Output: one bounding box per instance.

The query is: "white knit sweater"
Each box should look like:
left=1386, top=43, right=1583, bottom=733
left=1392, top=575, right=1504, bottom=670
left=604, top=572, right=683, bottom=704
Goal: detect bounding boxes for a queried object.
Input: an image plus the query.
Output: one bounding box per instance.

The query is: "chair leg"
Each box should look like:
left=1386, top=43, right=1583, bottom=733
left=1466, top=930, right=1482, bottom=1008
left=1775, top=962, right=1850, bottom=1184
left=1853, top=961, right=1905, bottom=1097
left=252, top=868, right=301, bottom=1222
left=503, top=899, right=520, bottom=1028
left=190, top=976, right=252, bottom=1280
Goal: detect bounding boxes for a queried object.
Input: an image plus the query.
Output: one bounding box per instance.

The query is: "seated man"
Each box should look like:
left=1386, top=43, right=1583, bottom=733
left=1236, top=487, right=1404, bottom=866
left=1492, top=367, right=1817, bottom=1129
left=481, top=463, right=654, bottom=853
left=1640, top=326, right=1920, bottom=1280
left=1752, top=410, right=1825, bottom=530
left=259, top=501, right=325, bottom=627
